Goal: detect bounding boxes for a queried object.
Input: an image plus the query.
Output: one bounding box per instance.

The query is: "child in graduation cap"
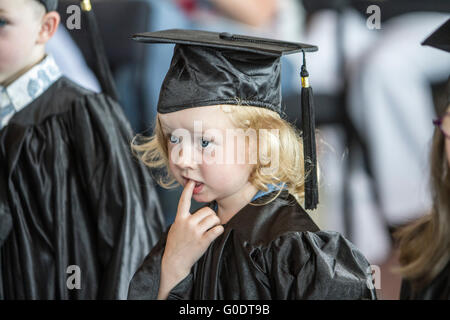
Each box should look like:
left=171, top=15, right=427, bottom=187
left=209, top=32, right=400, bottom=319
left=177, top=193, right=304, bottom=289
left=0, top=0, right=165, bottom=299
left=128, top=29, right=377, bottom=300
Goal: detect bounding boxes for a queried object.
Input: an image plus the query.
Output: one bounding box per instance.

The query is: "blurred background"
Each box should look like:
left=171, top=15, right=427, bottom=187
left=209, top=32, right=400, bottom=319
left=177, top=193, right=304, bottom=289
left=50, top=0, right=450, bottom=300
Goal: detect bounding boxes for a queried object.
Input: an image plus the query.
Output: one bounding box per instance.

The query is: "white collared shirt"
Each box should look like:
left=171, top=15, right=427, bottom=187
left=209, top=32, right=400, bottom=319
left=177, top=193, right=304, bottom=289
left=0, top=55, right=62, bottom=130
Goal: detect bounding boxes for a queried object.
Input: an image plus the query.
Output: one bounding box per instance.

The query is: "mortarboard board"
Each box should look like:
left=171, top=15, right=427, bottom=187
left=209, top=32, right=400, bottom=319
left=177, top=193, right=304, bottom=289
left=132, top=29, right=320, bottom=210
left=422, top=18, right=450, bottom=53
left=37, top=0, right=58, bottom=12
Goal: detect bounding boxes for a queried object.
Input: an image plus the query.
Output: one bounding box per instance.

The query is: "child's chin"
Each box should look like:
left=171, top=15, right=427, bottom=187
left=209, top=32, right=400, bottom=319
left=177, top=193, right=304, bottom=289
left=192, top=193, right=212, bottom=203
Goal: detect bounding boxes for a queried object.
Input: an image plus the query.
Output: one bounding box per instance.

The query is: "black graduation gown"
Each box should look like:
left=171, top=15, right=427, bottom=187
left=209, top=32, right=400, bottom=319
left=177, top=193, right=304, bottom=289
left=400, top=261, right=450, bottom=300
left=128, top=190, right=377, bottom=300
left=0, top=77, right=165, bottom=299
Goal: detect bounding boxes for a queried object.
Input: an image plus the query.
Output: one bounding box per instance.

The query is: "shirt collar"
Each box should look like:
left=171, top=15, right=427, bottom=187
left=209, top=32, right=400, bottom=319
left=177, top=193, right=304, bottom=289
left=1, top=55, right=62, bottom=113
left=210, top=183, right=286, bottom=212
left=251, top=183, right=286, bottom=201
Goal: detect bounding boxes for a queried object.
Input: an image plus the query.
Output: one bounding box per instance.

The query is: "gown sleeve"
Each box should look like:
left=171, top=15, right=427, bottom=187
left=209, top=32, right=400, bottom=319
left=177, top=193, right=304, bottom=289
left=70, top=93, right=166, bottom=299
left=264, top=230, right=377, bottom=300
left=127, top=229, right=195, bottom=300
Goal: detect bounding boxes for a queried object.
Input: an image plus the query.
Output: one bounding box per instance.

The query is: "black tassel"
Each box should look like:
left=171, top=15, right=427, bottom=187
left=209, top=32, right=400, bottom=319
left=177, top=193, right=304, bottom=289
left=300, top=51, right=319, bottom=210
left=80, top=0, right=119, bottom=101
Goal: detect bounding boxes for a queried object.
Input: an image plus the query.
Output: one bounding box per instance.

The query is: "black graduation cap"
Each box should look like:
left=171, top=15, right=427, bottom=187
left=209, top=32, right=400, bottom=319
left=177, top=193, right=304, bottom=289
left=133, top=29, right=320, bottom=210
left=37, top=0, right=58, bottom=12
left=422, top=18, right=450, bottom=53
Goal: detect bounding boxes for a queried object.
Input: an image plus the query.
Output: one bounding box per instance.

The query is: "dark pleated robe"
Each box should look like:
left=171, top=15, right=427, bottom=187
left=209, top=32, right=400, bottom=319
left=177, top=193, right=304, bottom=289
left=0, top=77, right=165, bottom=299
left=128, top=190, right=377, bottom=300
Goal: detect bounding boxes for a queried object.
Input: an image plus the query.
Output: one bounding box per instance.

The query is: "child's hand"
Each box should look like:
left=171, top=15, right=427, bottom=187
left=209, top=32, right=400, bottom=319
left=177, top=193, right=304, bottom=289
left=158, top=180, right=224, bottom=299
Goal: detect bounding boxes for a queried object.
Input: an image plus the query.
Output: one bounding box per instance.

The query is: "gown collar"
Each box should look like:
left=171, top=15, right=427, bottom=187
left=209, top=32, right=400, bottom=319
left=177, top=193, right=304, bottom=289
left=211, top=183, right=287, bottom=213
left=0, top=55, right=62, bottom=128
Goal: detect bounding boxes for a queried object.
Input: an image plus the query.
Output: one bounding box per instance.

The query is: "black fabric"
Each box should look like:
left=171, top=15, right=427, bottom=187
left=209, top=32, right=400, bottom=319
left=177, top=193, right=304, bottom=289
left=37, top=0, right=58, bottom=12
left=158, top=45, right=282, bottom=114
left=422, top=18, right=450, bottom=53
left=128, top=191, right=377, bottom=300
left=132, top=29, right=318, bottom=115
left=81, top=2, right=119, bottom=101
left=132, top=29, right=318, bottom=56
left=0, top=77, right=165, bottom=299
left=301, top=85, right=318, bottom=209
left=400, top=261, right=450, bottom=300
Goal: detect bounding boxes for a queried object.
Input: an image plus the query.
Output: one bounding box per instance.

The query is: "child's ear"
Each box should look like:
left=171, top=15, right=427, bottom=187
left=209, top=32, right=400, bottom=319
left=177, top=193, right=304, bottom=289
left=37, top=11, right=60, bottom=45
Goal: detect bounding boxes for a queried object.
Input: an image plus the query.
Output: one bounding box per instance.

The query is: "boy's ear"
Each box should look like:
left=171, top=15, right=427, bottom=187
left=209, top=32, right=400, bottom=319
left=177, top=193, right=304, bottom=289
left=37, top=11, right=60, bottom=45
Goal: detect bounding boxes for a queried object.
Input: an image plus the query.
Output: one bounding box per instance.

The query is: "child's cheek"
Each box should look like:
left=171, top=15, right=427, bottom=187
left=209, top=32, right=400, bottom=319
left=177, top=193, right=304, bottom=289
left=167, top=152, right=179, bottom=175
left=0, top=38, right=17, bottom=73
left=0, top=33, right=30, bottom=76
left=203, top=163, right=244, bottom=189
left=202, top=148, right=218, bottom=165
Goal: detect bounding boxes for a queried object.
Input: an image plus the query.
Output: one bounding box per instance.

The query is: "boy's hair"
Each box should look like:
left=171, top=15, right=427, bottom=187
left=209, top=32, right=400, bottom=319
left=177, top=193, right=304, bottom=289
left=132, top=105, right=312, bottom=206
left=35, top=0, right=58, bottom=12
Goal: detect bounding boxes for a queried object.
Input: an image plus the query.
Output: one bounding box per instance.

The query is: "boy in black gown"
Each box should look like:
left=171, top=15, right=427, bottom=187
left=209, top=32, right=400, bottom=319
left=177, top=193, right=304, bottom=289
left=0, top=0, right=164, bottom=299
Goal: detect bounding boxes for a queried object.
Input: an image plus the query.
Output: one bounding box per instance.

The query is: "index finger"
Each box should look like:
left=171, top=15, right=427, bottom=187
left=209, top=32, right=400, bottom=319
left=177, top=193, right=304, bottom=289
left=177, top=179, right=195, bottom=217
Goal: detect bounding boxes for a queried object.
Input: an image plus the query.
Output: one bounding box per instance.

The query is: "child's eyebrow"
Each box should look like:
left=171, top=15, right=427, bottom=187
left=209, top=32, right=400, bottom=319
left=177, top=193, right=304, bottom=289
left=160, top=124, right=173, bottom=132
left=160, top=122, right=217, bottom=135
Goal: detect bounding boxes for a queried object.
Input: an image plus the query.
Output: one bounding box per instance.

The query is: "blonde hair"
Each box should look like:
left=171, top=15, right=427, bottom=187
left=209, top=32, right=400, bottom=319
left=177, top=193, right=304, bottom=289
left=394, top=115, right=450, bottom=292
left=131, top=105, right=310, bottom=206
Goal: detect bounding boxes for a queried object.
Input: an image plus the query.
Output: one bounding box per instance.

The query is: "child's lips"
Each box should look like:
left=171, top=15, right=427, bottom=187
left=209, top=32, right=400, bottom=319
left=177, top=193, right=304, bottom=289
left=193, top=182, right=204, bottom=194
left=182, top=177, right=204, bottom=194
left=182, top=177, right=203, bottom=187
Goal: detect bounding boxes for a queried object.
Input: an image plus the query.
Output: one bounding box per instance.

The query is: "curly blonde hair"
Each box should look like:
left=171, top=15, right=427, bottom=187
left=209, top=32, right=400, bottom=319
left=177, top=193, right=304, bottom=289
left=132, top=105, right=311, bottom=206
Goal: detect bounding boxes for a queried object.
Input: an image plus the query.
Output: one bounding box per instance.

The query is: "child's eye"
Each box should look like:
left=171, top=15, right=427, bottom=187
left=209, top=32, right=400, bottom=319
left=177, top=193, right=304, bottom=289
left=0, top=19, right=8, bottom=27
left=169, top=134, right=180, bottom=144
left=200, top=138, right=214, bottom=149
left=201, top=139, right=209, bottom=148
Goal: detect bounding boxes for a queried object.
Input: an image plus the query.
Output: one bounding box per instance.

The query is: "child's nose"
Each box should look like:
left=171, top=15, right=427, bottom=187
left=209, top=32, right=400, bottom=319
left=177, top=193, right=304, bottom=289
left=175, top=143, right=200, bottom=170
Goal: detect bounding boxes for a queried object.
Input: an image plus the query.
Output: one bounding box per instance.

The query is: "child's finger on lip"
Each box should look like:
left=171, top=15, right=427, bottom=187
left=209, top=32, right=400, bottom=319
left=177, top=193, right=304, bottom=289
left=177, top=179, right=195, bottom=217
left=184, top=177, right=201, bottom=186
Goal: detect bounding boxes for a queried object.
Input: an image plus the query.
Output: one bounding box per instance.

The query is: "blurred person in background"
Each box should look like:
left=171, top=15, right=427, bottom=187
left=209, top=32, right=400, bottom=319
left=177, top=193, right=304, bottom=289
left=295, top=5, right=450, bottom=300
left=394, top=20, right=450, bottom=300
left=395, top=97, right=450, bottom=300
